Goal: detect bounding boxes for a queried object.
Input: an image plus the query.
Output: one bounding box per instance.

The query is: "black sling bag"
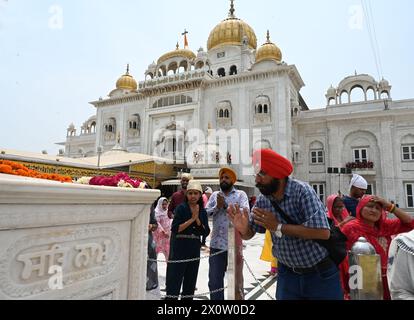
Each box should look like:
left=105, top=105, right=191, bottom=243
left=269, top=199, right=348, bottom=266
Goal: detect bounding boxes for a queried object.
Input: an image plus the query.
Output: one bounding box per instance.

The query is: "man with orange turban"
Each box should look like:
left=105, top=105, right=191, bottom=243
left=206, top=167, right=249, bottom=300
left=228, top=149, right=343, bottom=300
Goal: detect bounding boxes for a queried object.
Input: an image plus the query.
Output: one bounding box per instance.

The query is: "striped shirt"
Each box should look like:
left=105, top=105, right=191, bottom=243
left=250, top=178, right=330, bottom=268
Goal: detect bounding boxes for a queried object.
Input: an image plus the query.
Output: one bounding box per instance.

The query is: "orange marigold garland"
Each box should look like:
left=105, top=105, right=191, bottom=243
left=0, top=160, right=72, bottom=183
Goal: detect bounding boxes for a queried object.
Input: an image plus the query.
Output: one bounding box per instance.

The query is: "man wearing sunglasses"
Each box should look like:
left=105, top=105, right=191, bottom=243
left=228, top=149, right=343, bottom=300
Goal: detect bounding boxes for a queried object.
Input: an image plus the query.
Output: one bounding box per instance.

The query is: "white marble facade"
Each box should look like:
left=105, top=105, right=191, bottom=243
left=63, top=4, right=414, bottom=210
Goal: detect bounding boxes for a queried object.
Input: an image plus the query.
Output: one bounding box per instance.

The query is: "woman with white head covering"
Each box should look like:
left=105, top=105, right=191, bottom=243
left=165, top=180, right=210, bottom=300
left=153, top=197, right=172, bottom=261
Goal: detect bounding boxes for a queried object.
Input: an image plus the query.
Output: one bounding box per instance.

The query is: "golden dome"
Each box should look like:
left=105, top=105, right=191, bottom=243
left=255, top=31, right=282, bottom=63
left=116, top=65, right=137, bottom=90
left=157, top=43, right=196, bottom=65
left=207, top=1, right=257, bottom=51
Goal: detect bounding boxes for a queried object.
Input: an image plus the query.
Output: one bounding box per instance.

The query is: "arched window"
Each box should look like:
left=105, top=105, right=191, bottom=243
left=340, top=91, right=349, bottom=104
left=264, top=104, right=268, bottom=114
left=380, top=91, right=390, bottom=99
left=196, top=61, right=204, bottom=70
left=153, top=95, right=193, bottom=108
left=350, top=86, right=365, bottom=103
left=328, top=98, right=336, bottom=106
left=366, top=87, right=376, bottom=101
left=219, top=109, right=224, bottom=118
left=218, top=68, right=226, bottom=77
left=309, top=141, right=325, bottom=164
left=90, top=122, right=96, bottom=133
left=224, top=109, right=230, bottom=118
left=230, top=65, right=238, bottom=75
left=258, top=104, right=263, bottom=114
left=158, top=66, right=166, bottom=77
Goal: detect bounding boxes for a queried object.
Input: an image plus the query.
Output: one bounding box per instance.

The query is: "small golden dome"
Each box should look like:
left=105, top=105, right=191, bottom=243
left=255, top=31, right=282, bottom=63
left=116, top=64, right=137, bottom=90
left=207, top=1, right=257, bottom=51
left=157, top=43, right=196, bottom=65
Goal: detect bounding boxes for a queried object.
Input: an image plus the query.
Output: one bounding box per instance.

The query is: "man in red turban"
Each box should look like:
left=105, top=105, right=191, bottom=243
left=252, top=149, right=293, bottom=197
left=252, top=149, right=294, bottom=180
left=228, top=149, right=343, bottom=300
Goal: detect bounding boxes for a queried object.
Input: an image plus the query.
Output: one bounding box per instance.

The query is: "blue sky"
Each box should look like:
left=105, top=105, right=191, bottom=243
left=0, top=0, right=413, bottom=155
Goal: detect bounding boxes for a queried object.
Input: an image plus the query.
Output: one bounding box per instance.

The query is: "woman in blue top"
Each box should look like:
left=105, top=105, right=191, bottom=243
left=165, top=180, right=210, bottom=300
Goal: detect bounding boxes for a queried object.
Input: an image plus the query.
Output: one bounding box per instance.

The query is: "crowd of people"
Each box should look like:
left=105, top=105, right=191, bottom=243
left=146, top=149, right=414, bottom=300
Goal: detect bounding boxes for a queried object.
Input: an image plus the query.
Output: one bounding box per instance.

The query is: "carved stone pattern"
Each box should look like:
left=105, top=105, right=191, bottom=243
left=0, top=227, right=122, bottom=298
left=104, top=132, right=116, bottom=142
left=64, top=281, right=121, bottom=300
left=254, top=114, right=271, bottom=125
left=128, top=205, right=150, bottom=300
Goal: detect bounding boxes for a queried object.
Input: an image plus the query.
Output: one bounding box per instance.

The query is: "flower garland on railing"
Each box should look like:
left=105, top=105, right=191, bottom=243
left=0, top=160, right=72, bottom=183
left=76, top=173, right=148, bottom=189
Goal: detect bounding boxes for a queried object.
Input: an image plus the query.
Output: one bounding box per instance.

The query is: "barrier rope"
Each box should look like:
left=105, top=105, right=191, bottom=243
left=161, top=287, right=227, bottom=300
left=243, top=257, right=276, bottom=300
left=147, top=249, right=227, bottom=264
left=147, top=249, right=276, bottom=300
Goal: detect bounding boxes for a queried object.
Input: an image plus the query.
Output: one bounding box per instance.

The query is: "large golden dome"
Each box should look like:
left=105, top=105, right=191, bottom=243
left=255, top=31, right=282, bottom=63
left=157, top=43, right=196, bottom=65
left=116, top=65, right=137, bottom=90
left=207, top=1, right=257, bottom=51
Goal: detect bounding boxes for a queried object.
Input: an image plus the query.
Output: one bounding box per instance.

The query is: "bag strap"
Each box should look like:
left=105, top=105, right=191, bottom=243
left=269, top=199, right=296, bottom=225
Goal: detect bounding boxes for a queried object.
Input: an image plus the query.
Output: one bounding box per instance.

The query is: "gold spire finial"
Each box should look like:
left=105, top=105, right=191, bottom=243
left=266, top=30, right=270, bottom=43
left=229, top=0, right=235, bottom=18
left=176, top=42, right=179, bottom=50
left=126, top=64, right=130, bottom=75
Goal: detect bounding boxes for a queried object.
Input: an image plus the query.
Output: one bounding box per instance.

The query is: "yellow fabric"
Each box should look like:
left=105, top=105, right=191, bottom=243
left=260, top=230, right=277, bottom=268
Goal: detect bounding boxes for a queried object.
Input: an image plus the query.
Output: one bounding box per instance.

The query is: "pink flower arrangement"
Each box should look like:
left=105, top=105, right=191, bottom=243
left=89, top=173, right=148, bottom=189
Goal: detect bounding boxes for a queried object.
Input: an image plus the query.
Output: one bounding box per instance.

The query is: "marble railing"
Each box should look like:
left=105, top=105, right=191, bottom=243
left=0, top=174, right=160, bottom=300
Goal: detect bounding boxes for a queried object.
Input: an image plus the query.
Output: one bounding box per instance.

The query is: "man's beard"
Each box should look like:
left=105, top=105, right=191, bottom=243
left=256, top=179, right=281, bottom=196
left=220, top=182, right=233, bottom=192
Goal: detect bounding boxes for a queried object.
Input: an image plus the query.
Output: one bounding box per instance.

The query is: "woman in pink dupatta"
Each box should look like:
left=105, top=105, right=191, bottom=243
left=153, top=197, right=172, bottom=261
left=341, top=195, right=414, bottom=300
left=326, top=195, right=354, bottom=299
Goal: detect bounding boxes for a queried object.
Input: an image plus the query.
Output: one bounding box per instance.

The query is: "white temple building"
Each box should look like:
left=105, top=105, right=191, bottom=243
left=61, top=1, right=414, bottom=211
